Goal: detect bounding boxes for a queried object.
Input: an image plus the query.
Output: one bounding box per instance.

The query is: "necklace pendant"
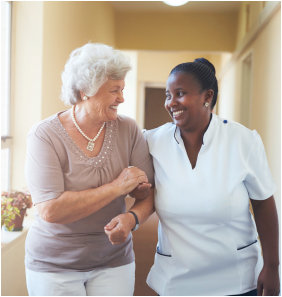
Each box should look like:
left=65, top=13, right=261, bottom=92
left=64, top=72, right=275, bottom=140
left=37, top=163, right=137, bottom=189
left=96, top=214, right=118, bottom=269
left=87, top=141, right=95, bottom=151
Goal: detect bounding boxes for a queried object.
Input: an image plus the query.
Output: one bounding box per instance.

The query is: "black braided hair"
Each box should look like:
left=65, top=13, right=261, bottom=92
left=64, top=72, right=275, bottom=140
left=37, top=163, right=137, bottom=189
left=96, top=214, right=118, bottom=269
left=169, top=58, right=218, bottom=109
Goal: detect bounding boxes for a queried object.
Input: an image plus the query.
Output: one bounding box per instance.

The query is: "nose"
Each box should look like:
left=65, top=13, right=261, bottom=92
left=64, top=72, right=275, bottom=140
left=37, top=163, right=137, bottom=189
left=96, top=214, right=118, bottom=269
left=166, top=95, right=178, bottom=109
left=117, top=91, right=124, bottom=103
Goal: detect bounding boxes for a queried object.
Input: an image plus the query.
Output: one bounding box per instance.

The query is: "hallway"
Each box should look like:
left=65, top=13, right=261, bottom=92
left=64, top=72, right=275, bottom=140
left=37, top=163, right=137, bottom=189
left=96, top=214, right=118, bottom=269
left=1, top=1, right=280, bottom=295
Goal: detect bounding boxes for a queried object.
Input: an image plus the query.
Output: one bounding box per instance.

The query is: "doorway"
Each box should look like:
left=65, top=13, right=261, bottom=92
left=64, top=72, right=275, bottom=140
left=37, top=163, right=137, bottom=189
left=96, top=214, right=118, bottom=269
left=144, top=87, right=172, bottom=130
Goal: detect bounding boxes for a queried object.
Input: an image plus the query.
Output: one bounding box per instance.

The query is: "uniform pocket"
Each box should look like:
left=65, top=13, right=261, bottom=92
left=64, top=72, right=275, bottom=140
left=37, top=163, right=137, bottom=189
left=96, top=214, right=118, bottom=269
left=157, top=222, right=172, bottom=257
left=147, top=250, right=175, bottom=296
left=156, top=246, right=172, bottom=257
left=237, top=239, right=257, bottom=250
left=236, top=239, right=262, bottom=291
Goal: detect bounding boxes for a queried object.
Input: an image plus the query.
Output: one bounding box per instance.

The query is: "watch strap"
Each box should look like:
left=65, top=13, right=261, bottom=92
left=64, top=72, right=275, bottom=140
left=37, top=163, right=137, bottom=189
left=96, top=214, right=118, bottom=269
left=128, top=210, right=139, bottom=231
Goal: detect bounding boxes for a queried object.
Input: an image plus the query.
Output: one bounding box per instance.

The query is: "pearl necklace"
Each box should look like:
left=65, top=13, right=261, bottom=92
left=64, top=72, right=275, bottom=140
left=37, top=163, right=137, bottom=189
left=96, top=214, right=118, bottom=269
left=71, top=105, right=105, bottom=151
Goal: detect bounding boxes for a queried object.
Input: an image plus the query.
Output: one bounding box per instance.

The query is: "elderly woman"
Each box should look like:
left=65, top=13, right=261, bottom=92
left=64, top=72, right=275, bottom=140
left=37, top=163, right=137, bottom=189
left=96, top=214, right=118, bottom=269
left=24, top=43, right=154, bottom=296
left=107, top=58, right=280, bottom=296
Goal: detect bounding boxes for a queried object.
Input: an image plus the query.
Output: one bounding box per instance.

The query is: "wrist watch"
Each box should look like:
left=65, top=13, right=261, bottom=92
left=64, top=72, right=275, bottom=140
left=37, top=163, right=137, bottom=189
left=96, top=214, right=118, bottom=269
left=128, top=210, right=139, bottom=231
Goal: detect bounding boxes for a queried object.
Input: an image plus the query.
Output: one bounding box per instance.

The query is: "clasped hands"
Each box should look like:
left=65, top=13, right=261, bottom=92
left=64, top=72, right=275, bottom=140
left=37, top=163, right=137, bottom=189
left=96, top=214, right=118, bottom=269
left=104, top=166, right=151, bottom=245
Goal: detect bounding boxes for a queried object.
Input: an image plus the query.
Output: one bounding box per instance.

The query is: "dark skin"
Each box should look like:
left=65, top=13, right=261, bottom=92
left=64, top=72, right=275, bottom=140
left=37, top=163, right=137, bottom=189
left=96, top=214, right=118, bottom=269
left=165, top=72, right=213, bottom=168
left=166, top=71, right=280, bottom=295
left=251, top=197, right=280, bottom=296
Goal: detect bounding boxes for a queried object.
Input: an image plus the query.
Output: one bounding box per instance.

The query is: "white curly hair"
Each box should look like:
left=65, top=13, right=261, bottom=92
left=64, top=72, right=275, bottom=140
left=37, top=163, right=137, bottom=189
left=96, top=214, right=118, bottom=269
left=60, top=43, right=131, bottom=105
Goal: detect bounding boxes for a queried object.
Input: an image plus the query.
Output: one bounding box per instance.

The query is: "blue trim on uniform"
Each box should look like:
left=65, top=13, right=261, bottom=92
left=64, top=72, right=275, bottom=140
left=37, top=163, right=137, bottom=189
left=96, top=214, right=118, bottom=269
left=237, top=240, right=258, bottom=250
left=156, top=246, right=172, bottom=257
left=229, top=288, right=258, bottom=296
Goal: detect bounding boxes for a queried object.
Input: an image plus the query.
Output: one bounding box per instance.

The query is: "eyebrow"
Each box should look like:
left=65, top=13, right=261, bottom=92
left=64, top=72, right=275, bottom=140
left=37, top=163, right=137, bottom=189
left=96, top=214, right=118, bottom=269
left=110, top=85, right=124, bottom=89
left=166, top=88, right=184, bottom=93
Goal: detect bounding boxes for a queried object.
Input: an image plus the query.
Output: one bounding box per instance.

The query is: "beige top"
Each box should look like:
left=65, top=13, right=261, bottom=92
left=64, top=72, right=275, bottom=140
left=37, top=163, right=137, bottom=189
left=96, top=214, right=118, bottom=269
left=25, top=112, right=154, bottom=272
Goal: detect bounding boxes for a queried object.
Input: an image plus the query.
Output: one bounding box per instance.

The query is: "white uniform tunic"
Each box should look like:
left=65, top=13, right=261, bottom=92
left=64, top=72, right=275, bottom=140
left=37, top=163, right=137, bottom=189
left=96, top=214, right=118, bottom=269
left=145, top=114, right=276, bottom=296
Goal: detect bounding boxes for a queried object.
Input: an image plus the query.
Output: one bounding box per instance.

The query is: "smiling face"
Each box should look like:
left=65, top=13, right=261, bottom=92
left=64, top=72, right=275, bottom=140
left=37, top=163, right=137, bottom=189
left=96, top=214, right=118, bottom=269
left=86, top=79, right=125, bottom=122
left=165, top=71, right=213, bottom=132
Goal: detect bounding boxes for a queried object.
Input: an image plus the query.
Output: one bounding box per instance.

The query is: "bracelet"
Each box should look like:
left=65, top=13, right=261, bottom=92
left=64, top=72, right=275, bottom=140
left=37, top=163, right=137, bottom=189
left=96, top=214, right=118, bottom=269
left=128, top=210, right=140, bottom=231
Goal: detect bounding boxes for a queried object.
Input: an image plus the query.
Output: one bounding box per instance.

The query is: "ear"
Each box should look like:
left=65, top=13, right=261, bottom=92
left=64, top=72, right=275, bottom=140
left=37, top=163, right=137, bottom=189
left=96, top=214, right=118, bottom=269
left=205, top=89, right=214, bottom=105
left=79, top=91, right=84, bottom=100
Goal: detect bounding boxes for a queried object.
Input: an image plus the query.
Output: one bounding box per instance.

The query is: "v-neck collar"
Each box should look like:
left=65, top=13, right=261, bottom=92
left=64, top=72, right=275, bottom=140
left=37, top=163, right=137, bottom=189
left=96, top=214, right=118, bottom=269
left=174, top=113, right=217, bottom=148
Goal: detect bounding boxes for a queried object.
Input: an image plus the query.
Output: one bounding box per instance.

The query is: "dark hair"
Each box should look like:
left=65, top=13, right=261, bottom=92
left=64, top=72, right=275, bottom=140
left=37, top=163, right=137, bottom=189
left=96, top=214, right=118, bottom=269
left=169, top=58, right=218, bottom=109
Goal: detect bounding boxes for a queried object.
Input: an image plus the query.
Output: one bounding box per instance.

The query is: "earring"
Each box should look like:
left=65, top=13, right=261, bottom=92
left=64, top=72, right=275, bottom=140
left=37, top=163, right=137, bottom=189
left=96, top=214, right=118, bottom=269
left=204, top=102, right=209, bottom=107
left=82, top=95, right=88, bottom=101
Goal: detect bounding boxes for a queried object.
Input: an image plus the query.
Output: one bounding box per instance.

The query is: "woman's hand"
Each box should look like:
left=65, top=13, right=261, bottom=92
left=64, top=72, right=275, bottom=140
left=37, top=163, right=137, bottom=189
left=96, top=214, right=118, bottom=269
left=112, top=167, right=149, bottom=196
left=129, top=182, right=152, bottom=200
left=257, top=265, right=280, bottom=295
left=104, top=213, right=135, bottom=245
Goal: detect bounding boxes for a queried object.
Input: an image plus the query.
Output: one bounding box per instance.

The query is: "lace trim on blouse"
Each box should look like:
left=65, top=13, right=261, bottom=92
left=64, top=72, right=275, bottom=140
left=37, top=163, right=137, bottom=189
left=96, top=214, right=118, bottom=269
left=51, top=114, right=117, bottom=167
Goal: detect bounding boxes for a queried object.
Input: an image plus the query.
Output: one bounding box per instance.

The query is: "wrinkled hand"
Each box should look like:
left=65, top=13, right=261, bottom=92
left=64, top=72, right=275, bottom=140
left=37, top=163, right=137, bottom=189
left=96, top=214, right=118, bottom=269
left=129, top=182, right=152, bottom=200
left=257, top=265, right=280, bottom=295
left=112, top=167, right=149, bottom=196
left=104, top=213, right=135, bottom=245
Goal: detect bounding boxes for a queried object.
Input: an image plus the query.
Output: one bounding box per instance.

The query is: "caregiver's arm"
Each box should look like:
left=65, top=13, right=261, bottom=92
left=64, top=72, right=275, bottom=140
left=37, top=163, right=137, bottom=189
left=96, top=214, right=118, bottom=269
left=250, top=196, right=280, bottom=296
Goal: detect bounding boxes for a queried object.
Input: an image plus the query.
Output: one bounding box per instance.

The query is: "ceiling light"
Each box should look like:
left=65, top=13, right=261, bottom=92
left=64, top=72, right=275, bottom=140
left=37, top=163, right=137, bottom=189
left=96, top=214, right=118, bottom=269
left=163, top=0, right=189, bottom=6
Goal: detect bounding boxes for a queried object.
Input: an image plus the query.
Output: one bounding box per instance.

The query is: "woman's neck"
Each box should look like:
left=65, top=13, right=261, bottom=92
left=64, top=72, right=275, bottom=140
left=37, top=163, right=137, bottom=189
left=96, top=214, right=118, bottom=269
left=74, top=103, right=105, bottom=128
left=180, top=113, right=212, bottom=148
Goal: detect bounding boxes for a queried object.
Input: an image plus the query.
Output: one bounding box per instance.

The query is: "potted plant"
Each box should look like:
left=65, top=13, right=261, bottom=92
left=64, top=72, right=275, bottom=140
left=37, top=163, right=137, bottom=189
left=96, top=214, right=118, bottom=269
left=1, top=191, right=32, bottom=231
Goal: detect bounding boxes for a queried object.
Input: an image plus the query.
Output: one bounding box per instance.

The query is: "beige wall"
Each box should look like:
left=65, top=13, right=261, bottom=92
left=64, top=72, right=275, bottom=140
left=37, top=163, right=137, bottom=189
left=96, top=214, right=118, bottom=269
left=219, top=6, right=281, bottom=213
left=250, top=8, right=281, bottom=212
left=137, top=51, right=230, bottom=83
left=115, top=11, right=238, bottom=52
left=236, top=1, right=265, bottom=44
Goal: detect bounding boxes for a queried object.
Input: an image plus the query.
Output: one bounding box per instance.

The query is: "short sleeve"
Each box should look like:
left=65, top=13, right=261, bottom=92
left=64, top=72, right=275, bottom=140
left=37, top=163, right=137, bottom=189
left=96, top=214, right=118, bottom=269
left=25, top=126, right=64, bottom=204
left=244, top=130, right=276, bottom=200
left=129, top=123, right=154, bottom=185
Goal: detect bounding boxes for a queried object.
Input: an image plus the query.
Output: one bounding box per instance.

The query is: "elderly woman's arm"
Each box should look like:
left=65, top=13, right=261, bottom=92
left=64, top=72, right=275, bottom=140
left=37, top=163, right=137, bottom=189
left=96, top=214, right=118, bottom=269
left=104, top=188, right=155, bottom=245
left=36, top=167, right=150, bottom=224
left=250, top=196, right=280, bottom=296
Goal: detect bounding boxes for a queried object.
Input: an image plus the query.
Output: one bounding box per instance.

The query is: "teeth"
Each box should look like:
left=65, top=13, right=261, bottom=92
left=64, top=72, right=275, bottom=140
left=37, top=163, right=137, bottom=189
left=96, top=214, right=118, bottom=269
left=111, top=106, right=118, bottom=110
left=172, top=110, right=184, bottom=117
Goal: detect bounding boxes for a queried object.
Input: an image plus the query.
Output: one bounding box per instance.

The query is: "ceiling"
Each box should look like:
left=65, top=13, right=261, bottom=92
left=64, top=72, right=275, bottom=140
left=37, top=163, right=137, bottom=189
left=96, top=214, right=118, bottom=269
left=110, top=1, right=242, bottom=13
